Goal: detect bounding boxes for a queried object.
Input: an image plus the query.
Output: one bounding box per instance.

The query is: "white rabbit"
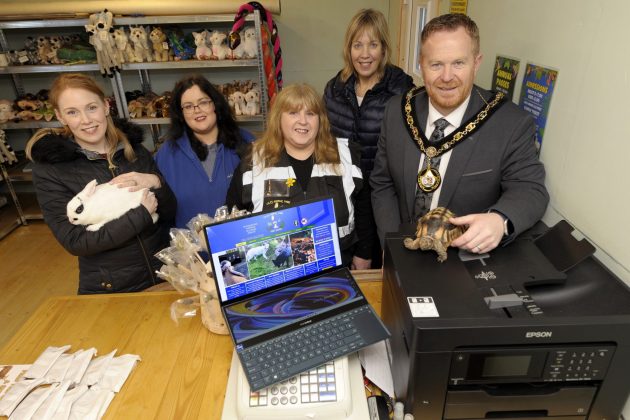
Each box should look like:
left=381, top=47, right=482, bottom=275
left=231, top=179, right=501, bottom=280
left=67, top=179, right=158, bottom=232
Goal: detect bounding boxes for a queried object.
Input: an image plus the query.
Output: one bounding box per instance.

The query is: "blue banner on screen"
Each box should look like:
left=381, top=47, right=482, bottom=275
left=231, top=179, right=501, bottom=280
left=204, top=198, right=342, bottom=303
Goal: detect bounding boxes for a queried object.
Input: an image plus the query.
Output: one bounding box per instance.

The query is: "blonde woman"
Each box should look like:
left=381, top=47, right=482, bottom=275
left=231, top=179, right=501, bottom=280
left=324, top=9, right=414, bottom=267
left=26, top=73, right=176, bottom=294
left=227, top=84, right=368, bottom=267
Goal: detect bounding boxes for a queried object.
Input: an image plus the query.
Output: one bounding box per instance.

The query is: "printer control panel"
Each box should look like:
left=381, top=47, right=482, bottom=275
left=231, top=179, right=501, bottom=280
left=449, top=345, right=615, bottom=385
left=544, top=346, right=614, bottom=382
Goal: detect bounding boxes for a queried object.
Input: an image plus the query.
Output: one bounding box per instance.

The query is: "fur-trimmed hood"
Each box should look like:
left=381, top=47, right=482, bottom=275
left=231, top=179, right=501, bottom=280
left=30, top=118, right=144, bottom=164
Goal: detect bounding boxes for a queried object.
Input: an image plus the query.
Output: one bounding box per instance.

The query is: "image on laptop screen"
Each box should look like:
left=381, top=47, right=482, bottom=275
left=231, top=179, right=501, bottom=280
left=204, top=198, right=343, bottom=303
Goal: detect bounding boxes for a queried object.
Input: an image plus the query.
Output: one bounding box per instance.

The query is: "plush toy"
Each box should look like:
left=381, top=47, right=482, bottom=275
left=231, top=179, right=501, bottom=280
left=192, top=30, right=212, bottom=60
left=23, top=36, right=40, bottom=64
left=0, top=99, right=17, bottom=123
left=209, top=31, right=231, bottom=60
left=67, top=179, right=158, bottom=231
left=47, top=36, right=62, bottom=64
left=149, top=27, right=172, bottom=62
left=129, top=26, right=152, bottom=63
left=127, top=98, right=146, bottom=118
left=243, top=88, right=260, bottom=116
left=230, top=91, right=246, bottom=116
left=0, top=130, right=18, bottom=164
left=165, top=28, right=195, bottom=61
left=85, top=9, right=120, bottom=76
left=240, top=27, right=258, bottom=58
left=112, top=28, right=135, bottom=64
left=36, top=36, right=52, bottom=64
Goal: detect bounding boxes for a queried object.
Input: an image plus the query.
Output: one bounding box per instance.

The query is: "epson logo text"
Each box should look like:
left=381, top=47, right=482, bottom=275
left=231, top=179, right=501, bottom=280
left=526, top=331, right=552, bottom=338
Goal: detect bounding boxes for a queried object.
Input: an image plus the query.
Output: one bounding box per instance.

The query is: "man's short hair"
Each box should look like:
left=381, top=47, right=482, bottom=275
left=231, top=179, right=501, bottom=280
left=421, top=13, right=480, bottom=56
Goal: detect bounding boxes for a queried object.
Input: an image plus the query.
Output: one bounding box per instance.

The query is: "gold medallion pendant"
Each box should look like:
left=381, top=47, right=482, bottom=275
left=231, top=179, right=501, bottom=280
left=417, top=166, right=441, bottom=192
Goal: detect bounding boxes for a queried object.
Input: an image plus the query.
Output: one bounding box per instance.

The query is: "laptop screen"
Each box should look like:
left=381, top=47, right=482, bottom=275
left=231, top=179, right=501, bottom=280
left=225, top=271, right=364, bottom=344
left=204, top=197, right=343, bottom=304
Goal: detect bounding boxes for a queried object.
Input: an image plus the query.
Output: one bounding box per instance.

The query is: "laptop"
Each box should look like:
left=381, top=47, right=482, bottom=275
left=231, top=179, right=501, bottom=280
left=203, top=197, right=390, bottom=391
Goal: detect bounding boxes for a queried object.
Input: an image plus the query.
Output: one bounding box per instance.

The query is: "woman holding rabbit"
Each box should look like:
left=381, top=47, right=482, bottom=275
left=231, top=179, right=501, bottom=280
left=26, top=73, right=176, bottom=294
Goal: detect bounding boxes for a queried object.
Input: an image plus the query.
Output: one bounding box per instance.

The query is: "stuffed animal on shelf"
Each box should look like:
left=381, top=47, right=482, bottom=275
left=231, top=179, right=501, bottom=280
left=165, top=28, right=195, bottom=61
left=149, top=27, right=172, bottom=62
left=23, top=36, right=40, bottom=64
left=192, top=30, right=212, bottom=60
left=129, top=26, right=153, bottom=63
left=67, top=179, right=158, bottom=231
left=36, top=36, right=52, bottom=64
left=209, top=30, right=231, bottom=60
left=0, top=99, right=17, bottom=123
left=112, top=28, right=135, bottom=64
left=243, top=88, right=260, bottom=116
left=0, top=130, right=18, bottom=164
left=229, top=91, right=246, bottom=116
left=127, top=98, right=147, bottom=118
left=47, top=35, right=62, bottom=64
left=85, top=9, right=120, bottom=76
left=240, top=27, right=258, bottom=58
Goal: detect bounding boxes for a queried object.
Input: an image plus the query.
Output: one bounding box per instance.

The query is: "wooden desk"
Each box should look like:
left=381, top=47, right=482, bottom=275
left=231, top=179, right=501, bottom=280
left=0, top=274, right=383, bottom=419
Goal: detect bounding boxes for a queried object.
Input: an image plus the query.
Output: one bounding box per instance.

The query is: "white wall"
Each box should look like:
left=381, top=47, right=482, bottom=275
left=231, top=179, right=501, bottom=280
left=468, top=0, right=630, bottom=285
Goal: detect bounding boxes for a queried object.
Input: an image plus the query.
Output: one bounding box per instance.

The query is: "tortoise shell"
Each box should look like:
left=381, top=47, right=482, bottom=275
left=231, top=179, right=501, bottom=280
left=403, top=207, right=466, bottom=262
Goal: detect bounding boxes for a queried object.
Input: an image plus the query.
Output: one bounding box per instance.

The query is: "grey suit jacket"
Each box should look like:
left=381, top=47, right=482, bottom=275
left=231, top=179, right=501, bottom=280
left=370, top=85, right=549, bottom=243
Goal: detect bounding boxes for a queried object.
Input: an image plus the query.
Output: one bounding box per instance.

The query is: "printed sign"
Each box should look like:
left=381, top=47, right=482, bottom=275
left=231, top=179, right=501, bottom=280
left=519, top=63, right=558, bottom=154
left=450, top=0, right=468, bottom=14
left=492, top=55, right=520, bottom=100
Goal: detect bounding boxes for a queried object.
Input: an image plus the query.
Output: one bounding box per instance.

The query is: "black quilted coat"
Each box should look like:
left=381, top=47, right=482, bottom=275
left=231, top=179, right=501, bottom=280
left=324, top=64, right=414, bottom=178
left=30, top=120, right=177, bottom=294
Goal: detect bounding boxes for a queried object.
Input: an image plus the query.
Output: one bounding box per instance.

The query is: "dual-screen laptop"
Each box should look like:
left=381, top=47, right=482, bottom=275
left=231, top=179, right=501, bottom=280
left=203, top=197, right=390, bottom=391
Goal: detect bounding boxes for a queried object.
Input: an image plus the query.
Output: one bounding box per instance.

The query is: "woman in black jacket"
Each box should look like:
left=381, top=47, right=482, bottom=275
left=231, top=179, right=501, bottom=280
left=26, top=73, right=177, bottom=294
left=324, top=9, right=414, bottom=268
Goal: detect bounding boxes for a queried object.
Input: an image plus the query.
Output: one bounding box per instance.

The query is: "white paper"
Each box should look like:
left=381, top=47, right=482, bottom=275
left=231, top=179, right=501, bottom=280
left=49, top=384, right=88, bottom=420
left=68, top=388, right=114, bottom=420
left=31, top=380, right=71, bottom=420
left=93, top=354, right=140, bottom=393
left=9, top=383, right=54, bottom=420
left=65, top=349, right=96, bottom=386
left=0, top=379, right=45, bottom=417
left=358, top=340, right=395, bottom=398
left=25, top=346, right=71, bottom=379
left=45, top=355, right=73, bottom=384
left=80, top=350, right=116, bottom=387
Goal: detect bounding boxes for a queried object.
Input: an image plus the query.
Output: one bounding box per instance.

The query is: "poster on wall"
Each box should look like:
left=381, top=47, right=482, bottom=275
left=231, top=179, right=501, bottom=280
left=450, top=0, right=468, bottom=14
left=491, top=55, right=520, bottom=100
left=518, top=63, right=558, bottom=154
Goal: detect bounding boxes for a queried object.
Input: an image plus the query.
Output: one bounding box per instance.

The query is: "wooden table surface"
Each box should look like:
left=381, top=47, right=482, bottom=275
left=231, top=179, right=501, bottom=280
left=0, top=271, right=383, bottom=419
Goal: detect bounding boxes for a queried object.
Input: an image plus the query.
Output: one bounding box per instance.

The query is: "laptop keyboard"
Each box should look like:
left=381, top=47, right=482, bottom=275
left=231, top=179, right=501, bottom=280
left=240, top=306, right=369, bottom=390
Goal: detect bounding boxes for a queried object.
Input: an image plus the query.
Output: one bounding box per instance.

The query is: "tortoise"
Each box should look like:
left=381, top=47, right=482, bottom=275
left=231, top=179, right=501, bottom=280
left=403, top=207, right=466, bottom=262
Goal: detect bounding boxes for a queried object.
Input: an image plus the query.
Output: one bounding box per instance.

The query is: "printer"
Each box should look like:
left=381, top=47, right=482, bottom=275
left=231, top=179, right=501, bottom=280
left=382, top=221, right=630, bottom=419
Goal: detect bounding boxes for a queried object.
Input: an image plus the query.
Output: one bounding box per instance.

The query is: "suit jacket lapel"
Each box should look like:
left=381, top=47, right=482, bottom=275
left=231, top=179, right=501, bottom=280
left=439, top=87, right=488, bottom=207
left=404, top=90, right=429, bottom=219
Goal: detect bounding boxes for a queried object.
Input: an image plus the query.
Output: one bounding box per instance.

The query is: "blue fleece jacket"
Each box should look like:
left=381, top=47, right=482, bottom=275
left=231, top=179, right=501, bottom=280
left=155, top=129, right=254, bottom=228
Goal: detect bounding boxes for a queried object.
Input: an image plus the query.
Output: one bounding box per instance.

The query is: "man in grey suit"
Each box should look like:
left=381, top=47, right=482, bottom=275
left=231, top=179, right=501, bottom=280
left=371, top=13, right=548, bottom=254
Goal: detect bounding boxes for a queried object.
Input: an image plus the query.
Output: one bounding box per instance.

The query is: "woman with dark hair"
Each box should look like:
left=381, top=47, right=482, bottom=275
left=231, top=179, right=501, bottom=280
left=155, top=74, right=254, bottom=227
left=26, top=73, right=176, bottom=294
left=324, top=9, right=414, bottom=267
left=227, top=83, right=367, bottom=267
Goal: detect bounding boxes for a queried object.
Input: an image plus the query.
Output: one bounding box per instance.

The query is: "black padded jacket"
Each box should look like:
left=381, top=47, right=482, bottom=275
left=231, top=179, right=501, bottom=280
left=30, top=120, right=177, bottom=294
left=323, top=64, right=414, bottom=178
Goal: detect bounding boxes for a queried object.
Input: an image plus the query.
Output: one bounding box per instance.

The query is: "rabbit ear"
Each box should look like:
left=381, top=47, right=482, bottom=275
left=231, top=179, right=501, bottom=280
left=82, top=179, right=98, bottom=197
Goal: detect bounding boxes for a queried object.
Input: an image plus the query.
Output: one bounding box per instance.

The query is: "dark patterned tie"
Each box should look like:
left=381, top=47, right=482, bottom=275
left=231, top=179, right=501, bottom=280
left=413, top=118, right=450, bottom=219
